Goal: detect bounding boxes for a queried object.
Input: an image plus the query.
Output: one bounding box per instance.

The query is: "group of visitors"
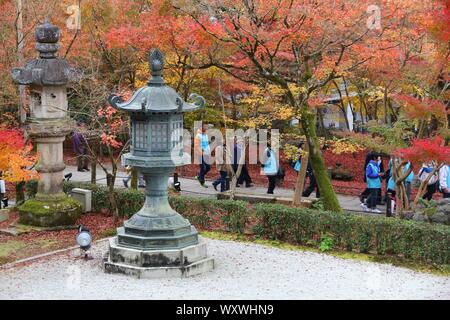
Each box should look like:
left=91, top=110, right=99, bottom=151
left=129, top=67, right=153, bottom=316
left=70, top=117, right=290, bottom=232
left=194, top=123, right=255, bottom=192
left=194, top=125, right=317, bottom=196
left=360, top=151, right=450, bottom=214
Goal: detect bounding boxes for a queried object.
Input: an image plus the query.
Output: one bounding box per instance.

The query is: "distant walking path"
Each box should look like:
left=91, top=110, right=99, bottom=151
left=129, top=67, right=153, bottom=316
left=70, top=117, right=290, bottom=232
left=64, top=166, right=383, bottom=213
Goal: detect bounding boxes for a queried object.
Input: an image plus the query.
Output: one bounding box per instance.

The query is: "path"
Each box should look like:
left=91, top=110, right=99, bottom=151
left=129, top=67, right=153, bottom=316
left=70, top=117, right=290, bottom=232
left=64, top=165, right=381, bottom=213
left=0, top=238, right=448, bottom=299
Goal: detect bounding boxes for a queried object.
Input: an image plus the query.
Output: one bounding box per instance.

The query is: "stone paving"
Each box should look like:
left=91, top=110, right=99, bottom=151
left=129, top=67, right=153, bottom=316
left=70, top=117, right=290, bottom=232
left=0, top=238, right=448, bottom=300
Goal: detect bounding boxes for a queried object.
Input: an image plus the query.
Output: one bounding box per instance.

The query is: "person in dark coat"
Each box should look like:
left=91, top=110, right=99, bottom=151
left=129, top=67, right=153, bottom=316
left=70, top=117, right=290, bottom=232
left=232, top=138, right=253, bottom=188
left=302, top=161, right=320, bottom=198
left=72, top=123, right=89, bottom=172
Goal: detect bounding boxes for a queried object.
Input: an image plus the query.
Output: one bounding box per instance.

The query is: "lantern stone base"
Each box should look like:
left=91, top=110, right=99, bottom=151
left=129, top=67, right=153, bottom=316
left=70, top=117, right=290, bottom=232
left=103, top=237, right=214, bottom=278
left=18, top=196, right=82, bottom=227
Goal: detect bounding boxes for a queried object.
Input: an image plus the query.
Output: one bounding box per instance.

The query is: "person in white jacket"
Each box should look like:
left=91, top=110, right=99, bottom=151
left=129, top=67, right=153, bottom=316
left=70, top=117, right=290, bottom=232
left=0, top=171, right=6, bottom=209
left=439, top=164, right=450, bottom=198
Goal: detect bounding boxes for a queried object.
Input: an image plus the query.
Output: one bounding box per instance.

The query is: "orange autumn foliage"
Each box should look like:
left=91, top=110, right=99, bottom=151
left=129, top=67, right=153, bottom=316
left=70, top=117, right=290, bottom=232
left=0, top=128, right=38, bottom=183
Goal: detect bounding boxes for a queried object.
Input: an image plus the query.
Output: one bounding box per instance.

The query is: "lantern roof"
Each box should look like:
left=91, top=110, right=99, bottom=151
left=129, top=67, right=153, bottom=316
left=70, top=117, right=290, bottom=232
left=108, top=49, right=205, bottom=114
left=11, top=19, right=74, bottom=86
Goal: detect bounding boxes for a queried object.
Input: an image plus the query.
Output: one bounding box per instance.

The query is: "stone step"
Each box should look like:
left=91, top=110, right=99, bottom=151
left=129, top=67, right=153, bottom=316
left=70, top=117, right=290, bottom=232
left=108, top=237, right=209, bottom=268
left=0, top=209, right=9, bottom=223
left=116, top=226, right=199, bottom=250
left=104, top=255, right=214, bottom=279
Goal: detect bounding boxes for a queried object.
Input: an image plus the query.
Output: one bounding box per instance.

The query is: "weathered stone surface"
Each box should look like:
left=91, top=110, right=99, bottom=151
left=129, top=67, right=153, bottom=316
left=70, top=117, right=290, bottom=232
left=413, top=198, right=450, bottom=225
left=104, top=237, right=213, bottom=278
left=70, top=188, right=92, bottom=213
left=11, top=20, right=77, bottom=228
left=0, top=209, right=9, bottom=223
left=18, top=197, right=81, bottom=227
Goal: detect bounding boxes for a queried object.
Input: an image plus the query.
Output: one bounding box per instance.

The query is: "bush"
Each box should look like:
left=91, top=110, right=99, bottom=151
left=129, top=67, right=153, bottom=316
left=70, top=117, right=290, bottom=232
left=26, top=181, right=449, bottom=265
left=330, top=167, right=354, bottom=181
left=63, top=183, right=249, bottom=234
left=253, top=204, right=450, bottom=265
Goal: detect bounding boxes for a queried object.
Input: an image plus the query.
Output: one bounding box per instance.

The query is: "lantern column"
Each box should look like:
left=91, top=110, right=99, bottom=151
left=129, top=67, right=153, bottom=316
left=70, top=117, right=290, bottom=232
left=104, top=49, right=214, bottom=278
left=11, top=20, right=81, bottom=227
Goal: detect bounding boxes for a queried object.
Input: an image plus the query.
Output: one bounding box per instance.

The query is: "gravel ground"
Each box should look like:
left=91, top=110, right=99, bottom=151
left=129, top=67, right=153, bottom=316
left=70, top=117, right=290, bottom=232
left=0, top=238, right=449, bottom=300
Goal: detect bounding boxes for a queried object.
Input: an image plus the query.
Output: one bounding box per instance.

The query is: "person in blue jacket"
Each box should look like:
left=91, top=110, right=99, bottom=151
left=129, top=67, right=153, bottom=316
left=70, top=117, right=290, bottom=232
left=363, top=153, right=384, bottom=213
left=403, top=161, right=414, bottom=202
left=262, top=143, right=279, bottom=194
left=386, top=173, right=396, bottom=217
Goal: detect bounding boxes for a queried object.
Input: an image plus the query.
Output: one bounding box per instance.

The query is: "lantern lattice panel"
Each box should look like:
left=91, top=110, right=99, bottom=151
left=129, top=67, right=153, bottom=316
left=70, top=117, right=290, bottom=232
left=151, top=122, right=169, bottom=151
left=134, top=121, right=149, bottom=150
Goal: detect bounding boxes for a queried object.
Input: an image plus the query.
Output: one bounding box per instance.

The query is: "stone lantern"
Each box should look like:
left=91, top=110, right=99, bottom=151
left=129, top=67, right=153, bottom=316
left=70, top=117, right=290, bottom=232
left=103, top=49, right=214, bottom=278
left=11, top=20, right=81, bottom=227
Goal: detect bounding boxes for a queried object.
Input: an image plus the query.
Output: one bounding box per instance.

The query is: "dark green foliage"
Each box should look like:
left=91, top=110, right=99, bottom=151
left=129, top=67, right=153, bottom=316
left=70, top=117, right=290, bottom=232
left=330, top=167, right=354, bottom=181
left=25, top=181, right=449, bottom=264
left=170, top=196, right=249, bottom=234
left=253, top=204, right=450, bottom=265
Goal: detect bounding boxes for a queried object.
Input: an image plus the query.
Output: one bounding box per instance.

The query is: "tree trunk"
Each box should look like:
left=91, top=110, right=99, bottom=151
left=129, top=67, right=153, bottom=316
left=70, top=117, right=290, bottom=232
left=131, top=167, right=138, bottom=190
left=292, top=143, right=309, bottom=206
left=90, top=160, right=97, bottom=185
left=300, top=109, right=342, bottom=213
left=108, top=162, right=119, bottom=222
left=411, top=164, right=443, bottom=210
left=16, top=0, right=26, bottom=124
left=383, top=87, right=391, bottom=126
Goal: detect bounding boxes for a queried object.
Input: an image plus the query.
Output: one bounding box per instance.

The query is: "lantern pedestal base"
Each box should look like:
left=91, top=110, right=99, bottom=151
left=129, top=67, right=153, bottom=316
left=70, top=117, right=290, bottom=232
left=103, top=237, right=214, bottom=278
left=18, top=196, right=82, bottom=227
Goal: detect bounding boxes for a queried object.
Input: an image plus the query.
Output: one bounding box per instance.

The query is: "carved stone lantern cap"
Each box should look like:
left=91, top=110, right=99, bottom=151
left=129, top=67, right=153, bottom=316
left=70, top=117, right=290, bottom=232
left=35, top=18, right=61, bottom=58
left=11, top=19, right=74, bottom=86
left=108, top=48, right=205, bottom=114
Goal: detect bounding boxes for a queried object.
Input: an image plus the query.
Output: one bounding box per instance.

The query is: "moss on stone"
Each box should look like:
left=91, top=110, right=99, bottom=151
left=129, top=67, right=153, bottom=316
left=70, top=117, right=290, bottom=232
left=18, top=196, right=82, bottom=227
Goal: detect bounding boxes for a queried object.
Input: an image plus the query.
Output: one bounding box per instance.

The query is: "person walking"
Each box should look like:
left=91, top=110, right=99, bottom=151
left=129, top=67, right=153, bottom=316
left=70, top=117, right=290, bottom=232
left=72, top=123, right=89, bottom=172
left=418, top=162, right=439, bottom=201
left=232, top=138, right=253, bottom=188
left=439, top=163, right=450, bottom=198
left=261, top=144, right=278, bottom=194
left=403, top=161, right=414, bottom=202
left=212, top=142, right=233, bottom=192
left=360, top=151, right=376, bottom=205
left=194, top=123, right=211, bottom=188
left=302, top=161, right=320, bottom=198
left=363, top=153, right=383, bottom=213
left=386, top=173, right=396, bottom=217
left=0, top=172, right=6, bottom=209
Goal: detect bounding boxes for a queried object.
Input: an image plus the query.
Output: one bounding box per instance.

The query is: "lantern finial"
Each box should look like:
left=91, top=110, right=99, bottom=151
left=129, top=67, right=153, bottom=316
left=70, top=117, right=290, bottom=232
left=149, top=48, right=164, bottom=77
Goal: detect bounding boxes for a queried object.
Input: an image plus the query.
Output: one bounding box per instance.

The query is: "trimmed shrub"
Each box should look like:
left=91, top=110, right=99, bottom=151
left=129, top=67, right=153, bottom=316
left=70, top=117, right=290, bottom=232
left=253, top=203, right=450, bottom=265
left=25, top=181, right=450, bottom=264
left=63, top=183, right=249, bottom=234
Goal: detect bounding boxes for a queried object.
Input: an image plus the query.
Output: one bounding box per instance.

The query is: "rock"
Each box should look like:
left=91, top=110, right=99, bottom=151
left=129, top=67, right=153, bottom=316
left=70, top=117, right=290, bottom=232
left=413, top=198, right=450, bottom=225
left=0, top=209, right=9, bottom=223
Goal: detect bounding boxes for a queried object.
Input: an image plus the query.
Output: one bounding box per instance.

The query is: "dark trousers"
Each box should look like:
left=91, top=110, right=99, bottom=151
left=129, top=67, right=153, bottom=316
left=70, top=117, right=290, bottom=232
left=422, top=183, right=437, bottom=201
left=386, top=189, right=396, bottom=217
left=267, top=175, right=277, bottom=194
left=235, top=164, right=252, bottom=186
left=213, top=171, right=228, bottom=192
left=361, top=187, right=382, bottom=204
left=444, top=193, right=450, bottom=199
left=198, top=157, right=211, bottom=185
left=0, top=193, right=3, bottom=209
left=366, top=188, right=379, bottom=209
left=303, top=174, right=320, bottom=198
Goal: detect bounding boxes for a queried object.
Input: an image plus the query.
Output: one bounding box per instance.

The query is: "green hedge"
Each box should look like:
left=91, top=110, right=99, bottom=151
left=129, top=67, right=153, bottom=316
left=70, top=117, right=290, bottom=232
left=253, top=203, right=450, bottom=265
left=25, top=181, right=450, bottom=264
left=62, top=182, right=248, bottom=234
